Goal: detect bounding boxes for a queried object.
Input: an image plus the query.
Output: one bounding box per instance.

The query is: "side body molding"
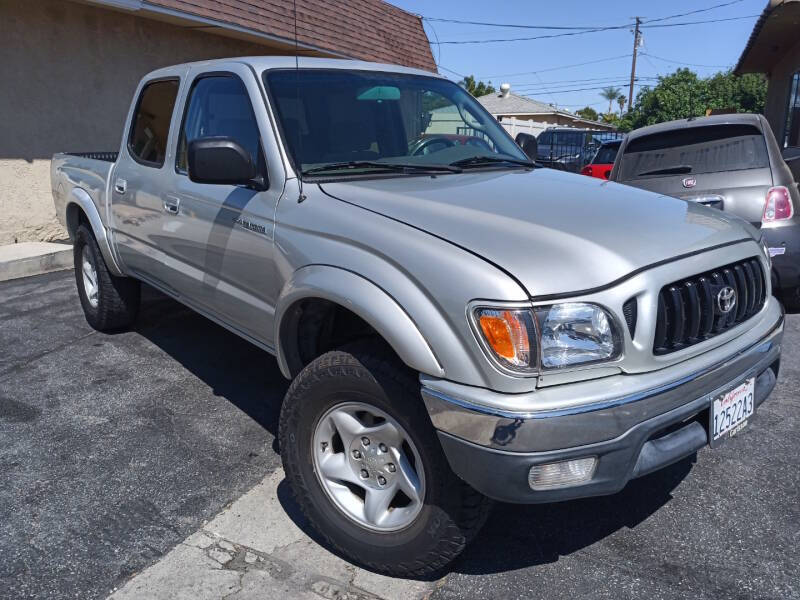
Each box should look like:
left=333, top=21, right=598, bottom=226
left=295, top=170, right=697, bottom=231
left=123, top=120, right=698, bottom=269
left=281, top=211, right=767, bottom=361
left=275, top=265, right=444, bottom=379
left=66, top=188, right=124, bottom=276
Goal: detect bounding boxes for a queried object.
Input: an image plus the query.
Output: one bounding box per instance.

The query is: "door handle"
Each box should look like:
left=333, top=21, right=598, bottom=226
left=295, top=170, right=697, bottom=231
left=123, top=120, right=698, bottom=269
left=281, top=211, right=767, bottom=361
left=163, top=196, right=181, bottom=215
left=114, top=179, right=127, bottom=194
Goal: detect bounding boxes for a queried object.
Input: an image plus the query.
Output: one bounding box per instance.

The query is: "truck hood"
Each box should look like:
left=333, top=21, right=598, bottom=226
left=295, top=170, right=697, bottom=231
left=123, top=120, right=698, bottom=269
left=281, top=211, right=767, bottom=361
left=319, top=168, right=754, bottom=298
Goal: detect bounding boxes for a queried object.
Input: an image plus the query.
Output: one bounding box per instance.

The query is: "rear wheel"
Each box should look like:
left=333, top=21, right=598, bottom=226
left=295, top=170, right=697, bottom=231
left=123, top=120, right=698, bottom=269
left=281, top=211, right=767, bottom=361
left=279, top=343, right=490, bottom=576
left=74, top=224, right=140, bottom=331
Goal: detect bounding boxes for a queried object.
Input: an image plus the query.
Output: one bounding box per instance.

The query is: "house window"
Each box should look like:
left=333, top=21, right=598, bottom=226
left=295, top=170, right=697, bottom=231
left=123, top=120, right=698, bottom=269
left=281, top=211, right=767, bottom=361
left=783, top=71, right=800, bottom=147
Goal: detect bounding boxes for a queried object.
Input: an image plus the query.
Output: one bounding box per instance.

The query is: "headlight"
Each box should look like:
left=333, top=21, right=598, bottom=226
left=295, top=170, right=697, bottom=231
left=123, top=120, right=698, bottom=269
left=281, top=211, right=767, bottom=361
left=473, top=307, right=536, bottom=372
left=535, top=303, right=621, bottom=369
left=471, top=303, right=622, bottom=373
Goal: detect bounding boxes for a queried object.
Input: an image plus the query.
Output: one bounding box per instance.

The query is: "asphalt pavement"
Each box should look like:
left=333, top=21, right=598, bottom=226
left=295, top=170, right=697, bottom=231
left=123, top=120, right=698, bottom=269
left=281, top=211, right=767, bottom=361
left=1, top=270, right=799, bottom=600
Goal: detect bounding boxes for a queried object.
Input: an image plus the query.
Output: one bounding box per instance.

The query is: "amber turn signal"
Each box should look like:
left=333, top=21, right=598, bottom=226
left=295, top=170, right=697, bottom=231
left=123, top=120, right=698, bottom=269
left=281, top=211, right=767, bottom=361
left=476, top=308, right=533, bottom=369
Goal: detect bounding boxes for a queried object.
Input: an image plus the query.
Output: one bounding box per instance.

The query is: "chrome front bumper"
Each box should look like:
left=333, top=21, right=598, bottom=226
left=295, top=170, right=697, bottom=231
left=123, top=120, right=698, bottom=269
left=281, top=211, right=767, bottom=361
left=422, top=313, right=783, bottom=503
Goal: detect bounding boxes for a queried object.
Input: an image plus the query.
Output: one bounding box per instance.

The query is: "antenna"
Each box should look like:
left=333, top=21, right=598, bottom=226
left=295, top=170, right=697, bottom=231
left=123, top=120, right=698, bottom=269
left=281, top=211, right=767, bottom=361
left=293, top=0, right=306, bottom=202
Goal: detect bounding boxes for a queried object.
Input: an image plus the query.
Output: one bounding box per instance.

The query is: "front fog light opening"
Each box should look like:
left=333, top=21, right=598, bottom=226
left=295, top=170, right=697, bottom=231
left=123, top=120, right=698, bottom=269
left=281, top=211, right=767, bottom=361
left=528, top=457, right=597, bottom=490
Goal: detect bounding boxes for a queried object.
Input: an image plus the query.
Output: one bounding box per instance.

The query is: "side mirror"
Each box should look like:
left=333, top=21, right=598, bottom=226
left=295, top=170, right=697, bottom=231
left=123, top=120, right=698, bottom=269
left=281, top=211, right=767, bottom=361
left=187, top=137, right=264, bottom=188
left=515, top=132, right=538, bottom=160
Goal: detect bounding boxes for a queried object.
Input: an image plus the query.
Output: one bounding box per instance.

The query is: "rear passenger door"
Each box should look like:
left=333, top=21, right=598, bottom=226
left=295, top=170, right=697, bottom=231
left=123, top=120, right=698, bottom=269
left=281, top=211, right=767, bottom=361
left=111, top=74, right=187, bottom=288
left=169, top=65, right=283, bottom=347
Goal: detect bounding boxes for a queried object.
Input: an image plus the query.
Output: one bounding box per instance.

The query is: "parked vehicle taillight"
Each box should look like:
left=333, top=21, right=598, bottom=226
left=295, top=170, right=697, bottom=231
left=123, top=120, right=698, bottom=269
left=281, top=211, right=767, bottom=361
left=762, top=186, right=794, bottom=222
left=581, top=165, right=593, bottom=176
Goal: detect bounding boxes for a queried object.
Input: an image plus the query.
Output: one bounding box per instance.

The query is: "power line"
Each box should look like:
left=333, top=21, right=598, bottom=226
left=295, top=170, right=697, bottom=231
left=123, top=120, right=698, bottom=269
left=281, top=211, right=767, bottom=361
left=422, top=1, right=745, bottom=30
left=641, top=0, right=745, bottom=24
left=640, top=14, right=759, bottom=28
left=433, top=26, right=624, bottom=45
left=510, top=75, right=658, bottom=87
left=432, top=13, right=759, bottom=44
left=422, top=17, right=623, bottom=30
left=478, top=54, right=631, bottom=79
left=514, top=82, right=648, bottom=95
left=437, top=64, right=467, bottom=79
left=510, top=77, right=657, bottom=91
left=639, top=52, right=733, bottom=69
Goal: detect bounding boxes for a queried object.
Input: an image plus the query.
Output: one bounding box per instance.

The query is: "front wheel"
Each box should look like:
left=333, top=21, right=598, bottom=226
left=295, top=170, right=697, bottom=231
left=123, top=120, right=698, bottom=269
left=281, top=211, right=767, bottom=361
left=279, top=344, right=490, bottom=576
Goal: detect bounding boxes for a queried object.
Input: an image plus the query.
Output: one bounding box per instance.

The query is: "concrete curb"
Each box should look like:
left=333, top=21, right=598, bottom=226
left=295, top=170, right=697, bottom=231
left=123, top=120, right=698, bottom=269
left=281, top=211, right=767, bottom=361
left=0, top=241, right=73, bottom=282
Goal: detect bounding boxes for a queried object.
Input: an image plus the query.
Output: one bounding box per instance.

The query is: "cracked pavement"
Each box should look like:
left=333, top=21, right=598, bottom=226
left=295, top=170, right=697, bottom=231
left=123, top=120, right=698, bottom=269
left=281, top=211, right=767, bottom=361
left=2, top=270, right=799, bottom=600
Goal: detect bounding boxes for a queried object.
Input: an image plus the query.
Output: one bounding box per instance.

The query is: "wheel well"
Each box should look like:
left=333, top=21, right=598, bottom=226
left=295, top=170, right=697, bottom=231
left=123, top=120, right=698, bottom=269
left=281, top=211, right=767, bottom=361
left=280, top=298, right=387, bottom=377
left=65, top=202, right=89, bottom=239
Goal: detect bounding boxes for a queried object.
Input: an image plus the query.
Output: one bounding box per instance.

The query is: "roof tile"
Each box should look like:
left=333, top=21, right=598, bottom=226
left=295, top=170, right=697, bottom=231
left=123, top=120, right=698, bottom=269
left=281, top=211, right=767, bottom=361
left=145, top=0, right=437, bottom=71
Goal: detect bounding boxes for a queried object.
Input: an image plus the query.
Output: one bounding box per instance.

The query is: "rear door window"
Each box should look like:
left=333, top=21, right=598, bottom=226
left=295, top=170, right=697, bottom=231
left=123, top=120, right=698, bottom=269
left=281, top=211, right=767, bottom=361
left=128, top=79, right=179, bottom=167
left=618, top=124, right=769, bottom=181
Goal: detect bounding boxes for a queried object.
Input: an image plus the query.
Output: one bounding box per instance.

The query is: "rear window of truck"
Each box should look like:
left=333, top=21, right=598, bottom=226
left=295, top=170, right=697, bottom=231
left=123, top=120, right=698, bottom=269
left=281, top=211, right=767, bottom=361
left=618, top=124, right=769, bottom=181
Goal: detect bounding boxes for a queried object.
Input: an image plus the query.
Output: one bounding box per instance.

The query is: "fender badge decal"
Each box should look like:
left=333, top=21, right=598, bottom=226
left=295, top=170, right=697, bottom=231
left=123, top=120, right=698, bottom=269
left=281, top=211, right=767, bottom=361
left=234, top=216, right=267, bottom=235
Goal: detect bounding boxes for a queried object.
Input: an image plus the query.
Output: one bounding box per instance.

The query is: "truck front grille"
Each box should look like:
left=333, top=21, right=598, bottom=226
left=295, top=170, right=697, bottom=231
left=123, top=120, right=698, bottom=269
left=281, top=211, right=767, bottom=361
left=653, top=257, right=766, bottom=355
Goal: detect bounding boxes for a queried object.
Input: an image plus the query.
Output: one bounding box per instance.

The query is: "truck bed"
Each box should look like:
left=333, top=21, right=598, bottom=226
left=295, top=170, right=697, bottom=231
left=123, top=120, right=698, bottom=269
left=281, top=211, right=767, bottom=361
left=51, top=151, right=118, bottom=234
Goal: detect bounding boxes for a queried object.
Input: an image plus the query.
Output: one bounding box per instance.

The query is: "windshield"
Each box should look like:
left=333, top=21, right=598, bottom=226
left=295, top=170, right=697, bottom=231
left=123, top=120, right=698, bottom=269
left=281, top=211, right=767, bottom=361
left=618, top=124, right=769, bottom=181
left=264, top=69, right=528, bottom=176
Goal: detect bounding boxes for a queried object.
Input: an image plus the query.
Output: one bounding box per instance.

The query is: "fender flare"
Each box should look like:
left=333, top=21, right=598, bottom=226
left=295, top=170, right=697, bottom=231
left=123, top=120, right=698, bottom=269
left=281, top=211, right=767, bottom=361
left=66, top=188, right=124, bottom=276
left=274, top=265, right=444, bottom=379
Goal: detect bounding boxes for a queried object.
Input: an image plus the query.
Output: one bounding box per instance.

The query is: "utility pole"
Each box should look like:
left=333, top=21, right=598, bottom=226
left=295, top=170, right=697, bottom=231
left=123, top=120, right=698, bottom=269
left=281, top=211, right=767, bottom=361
left=628, top=17, right=641, bottom=112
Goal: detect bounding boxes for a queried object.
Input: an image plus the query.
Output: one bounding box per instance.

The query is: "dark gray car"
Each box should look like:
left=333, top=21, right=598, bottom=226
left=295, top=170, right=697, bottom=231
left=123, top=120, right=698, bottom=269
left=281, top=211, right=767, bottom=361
left=610, top=113, right=800, bottom=303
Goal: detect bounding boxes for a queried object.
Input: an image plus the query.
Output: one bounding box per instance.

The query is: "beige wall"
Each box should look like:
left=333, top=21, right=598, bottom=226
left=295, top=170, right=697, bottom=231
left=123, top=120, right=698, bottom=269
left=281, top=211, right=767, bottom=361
left=762, top=37, right=800, bottom=144
left=0, top=0, right=298, bottom=244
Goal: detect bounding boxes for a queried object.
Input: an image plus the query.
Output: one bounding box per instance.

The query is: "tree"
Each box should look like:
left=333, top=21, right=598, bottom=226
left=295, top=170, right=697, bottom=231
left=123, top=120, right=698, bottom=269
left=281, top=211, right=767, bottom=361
left=600, top=112, right=620, bottom=126
left=618, top=68, right=767, bottom=132
left=617, top=95, right=627, bottom=115
left=460, top=75, right=496, bottom=97
left=575, top=106, right=599, bottom=121
left=600, top=86, right=621, bottom=114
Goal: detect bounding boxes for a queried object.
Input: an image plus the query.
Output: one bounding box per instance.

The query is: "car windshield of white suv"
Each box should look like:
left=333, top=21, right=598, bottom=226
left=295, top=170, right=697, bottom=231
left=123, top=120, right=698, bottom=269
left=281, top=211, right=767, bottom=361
left=264, top=69, right=530, bottom=177
left=618, top=124, right=769, bottom=181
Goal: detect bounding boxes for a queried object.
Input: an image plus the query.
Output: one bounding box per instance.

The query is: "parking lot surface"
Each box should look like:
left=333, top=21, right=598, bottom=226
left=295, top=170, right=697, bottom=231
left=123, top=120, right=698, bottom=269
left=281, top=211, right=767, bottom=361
left=1, top=271, right=799, bottom=600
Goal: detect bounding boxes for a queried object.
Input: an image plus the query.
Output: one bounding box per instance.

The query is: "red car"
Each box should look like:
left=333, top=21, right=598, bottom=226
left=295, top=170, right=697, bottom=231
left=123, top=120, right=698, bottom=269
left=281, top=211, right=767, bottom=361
left=580, top=139, right=621, bottom=179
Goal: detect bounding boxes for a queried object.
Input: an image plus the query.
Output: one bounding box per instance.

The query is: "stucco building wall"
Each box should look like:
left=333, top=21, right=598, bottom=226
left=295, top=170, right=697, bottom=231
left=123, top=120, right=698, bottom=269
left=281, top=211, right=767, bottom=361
left=0, top=0, right=305, bottom=244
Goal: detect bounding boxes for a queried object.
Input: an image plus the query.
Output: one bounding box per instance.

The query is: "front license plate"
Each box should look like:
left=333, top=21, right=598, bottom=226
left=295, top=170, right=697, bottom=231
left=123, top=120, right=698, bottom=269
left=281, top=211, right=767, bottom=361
left=710, top=377, right=755, bottom=448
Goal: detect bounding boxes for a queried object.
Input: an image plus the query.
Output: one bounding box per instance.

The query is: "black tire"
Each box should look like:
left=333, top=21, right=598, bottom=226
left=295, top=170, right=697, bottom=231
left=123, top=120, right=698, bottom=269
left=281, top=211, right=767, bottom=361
left=279, top=342, right=491, bottom=577
left=74, top=224, right=140, bottom=331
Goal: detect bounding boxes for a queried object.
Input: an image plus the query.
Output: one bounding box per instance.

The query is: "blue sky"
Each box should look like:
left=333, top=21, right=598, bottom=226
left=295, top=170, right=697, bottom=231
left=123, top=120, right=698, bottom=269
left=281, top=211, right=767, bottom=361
left=391, top=0, right=764, bottom=112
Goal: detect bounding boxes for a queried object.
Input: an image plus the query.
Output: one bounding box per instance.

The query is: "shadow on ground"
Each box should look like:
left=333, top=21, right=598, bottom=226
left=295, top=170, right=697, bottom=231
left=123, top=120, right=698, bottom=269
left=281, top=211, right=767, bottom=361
left=133, top=284, right=289, bottom=441
left=451, top=456, right=693, bottom=575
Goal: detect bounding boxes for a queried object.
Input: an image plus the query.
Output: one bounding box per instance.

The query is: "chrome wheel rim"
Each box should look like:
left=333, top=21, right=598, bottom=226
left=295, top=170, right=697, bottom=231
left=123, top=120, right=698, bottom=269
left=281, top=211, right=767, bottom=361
left=312, top=401, right=426, bottom=532
left=81, top=246, right=99, bottom=308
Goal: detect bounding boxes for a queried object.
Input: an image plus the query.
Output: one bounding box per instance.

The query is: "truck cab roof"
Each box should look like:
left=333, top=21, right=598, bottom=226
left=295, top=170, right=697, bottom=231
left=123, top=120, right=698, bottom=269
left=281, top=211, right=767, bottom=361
left=141, top=55, right=445, bottom=82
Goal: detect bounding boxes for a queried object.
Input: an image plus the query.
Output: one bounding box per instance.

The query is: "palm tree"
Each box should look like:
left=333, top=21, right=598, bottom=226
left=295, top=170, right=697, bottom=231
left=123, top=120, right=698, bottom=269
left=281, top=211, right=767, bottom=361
left=600, top=86, right=621, bottom=115
left=617, top=94, right=627, bottom=115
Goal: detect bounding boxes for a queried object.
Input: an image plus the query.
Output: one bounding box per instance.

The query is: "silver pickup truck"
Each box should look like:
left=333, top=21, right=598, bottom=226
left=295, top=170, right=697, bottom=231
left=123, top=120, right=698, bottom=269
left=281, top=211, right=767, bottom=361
left=52, top=57, right=784, bottom=576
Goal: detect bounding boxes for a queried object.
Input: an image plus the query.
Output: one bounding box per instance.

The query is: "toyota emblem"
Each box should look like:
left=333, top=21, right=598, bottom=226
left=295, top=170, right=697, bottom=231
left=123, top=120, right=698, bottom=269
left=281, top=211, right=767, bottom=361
left=716, top=286, right=736, bottom=314
left=682, top=177, right=697, bottom=188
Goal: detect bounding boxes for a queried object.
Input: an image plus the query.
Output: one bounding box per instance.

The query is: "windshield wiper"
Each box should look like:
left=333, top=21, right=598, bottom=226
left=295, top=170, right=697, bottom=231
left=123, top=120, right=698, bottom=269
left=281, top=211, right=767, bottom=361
left=301, top=160, right=462, bottom=176
left=450, top=155, right=535, bottom=169
left=637, top=164, right=693, bottom=177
